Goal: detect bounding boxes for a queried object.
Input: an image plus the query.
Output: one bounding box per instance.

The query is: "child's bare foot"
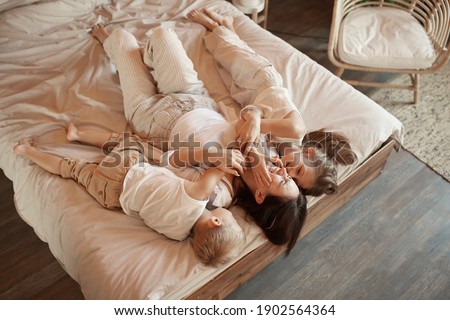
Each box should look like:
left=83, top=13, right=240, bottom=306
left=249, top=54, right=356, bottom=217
left=187, top=9, right=219, bottom=31
left=14, top=137, right=34, bottom=156
left=66, top=122, right=80, bottom=141
left=91, top=24, right=109, bottom=44
left=204, top=8, right=235, bottom=32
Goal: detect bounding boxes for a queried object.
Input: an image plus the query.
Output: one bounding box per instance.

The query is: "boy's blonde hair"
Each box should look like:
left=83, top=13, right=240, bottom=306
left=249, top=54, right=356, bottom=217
left=192, top=225, right=245, bottom=267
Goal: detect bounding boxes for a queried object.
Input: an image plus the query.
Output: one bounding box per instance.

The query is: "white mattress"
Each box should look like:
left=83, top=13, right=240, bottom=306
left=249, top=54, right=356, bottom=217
left=0, top=0, right=403, bottom=299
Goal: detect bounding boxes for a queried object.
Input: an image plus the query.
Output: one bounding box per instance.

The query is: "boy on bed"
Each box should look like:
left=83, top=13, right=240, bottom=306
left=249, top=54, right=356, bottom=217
left=13, top=125, right=246, bottom=267
left=90, top=23, right=308, bottom=255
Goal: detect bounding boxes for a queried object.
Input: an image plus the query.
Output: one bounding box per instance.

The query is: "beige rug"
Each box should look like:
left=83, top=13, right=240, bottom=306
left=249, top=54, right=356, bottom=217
left=367, top=62, right=450, bottom=182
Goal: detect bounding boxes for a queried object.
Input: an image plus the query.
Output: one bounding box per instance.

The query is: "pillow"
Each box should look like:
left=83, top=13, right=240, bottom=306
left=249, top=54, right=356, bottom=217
left=338, top=7, right=436, bottom=69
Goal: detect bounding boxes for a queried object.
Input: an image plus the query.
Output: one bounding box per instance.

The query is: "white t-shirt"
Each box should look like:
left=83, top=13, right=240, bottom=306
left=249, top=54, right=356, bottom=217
left=170, top=95, right=305, bottom=149
left=171, top=166, right=234, bottom=209
left=119, top=163, right=208, bottom=241
left=169, top=108, right=236, bottom=150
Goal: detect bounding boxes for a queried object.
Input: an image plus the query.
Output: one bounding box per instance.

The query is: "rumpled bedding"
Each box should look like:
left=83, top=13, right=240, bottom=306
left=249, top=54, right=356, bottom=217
left=0, top=0, right=403, bottom=299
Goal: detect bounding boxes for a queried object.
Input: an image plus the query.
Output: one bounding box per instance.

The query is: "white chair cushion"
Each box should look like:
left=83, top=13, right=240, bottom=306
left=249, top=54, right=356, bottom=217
left=338, top=7, right=436, bottom=69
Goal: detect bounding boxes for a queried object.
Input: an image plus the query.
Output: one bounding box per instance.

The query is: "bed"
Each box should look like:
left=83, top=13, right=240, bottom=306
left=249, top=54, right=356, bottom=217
left=0, top=0, right=403, bottom=299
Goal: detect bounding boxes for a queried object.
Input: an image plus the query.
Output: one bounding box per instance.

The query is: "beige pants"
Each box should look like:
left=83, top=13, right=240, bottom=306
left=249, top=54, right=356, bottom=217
left=203, top=26, right=284, bottom=108
left=60, top=133, right=151, bottom=209
left=102, top=27, right=216, bottom=150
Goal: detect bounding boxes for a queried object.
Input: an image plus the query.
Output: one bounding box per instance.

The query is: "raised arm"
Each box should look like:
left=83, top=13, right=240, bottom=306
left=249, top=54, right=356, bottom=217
left=236, top=108, right=305, bottom=189
left=166, top=147, right=245, bottom=176
left=236, top=108, right=305, bottom=142
left=260, top=110, right=305, bottom=140
left=183, top=167, right=226, bottom=201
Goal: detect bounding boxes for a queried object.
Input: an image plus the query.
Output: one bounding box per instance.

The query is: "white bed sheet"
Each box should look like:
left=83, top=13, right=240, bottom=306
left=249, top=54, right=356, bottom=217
left=0, top=0, right=403, bottom=299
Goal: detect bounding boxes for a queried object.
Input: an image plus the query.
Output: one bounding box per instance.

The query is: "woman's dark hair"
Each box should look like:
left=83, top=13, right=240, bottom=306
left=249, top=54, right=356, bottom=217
left=232, top=178, right=308, bottom=255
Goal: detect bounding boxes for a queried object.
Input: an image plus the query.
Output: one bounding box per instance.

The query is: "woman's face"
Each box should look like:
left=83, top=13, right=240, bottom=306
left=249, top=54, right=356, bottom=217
left=241, top=165, right=299, bottom=201
left=281, top=149, right=317, bottom=191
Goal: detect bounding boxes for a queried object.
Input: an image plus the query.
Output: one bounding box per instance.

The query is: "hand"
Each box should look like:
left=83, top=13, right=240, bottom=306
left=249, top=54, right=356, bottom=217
left=269, top=154, right=284, bottom=168
left=208, top=148, right=245, bottom=176
left=235, top=116, right=261, bottom=146
left=245, top=147, right=272, bottom=188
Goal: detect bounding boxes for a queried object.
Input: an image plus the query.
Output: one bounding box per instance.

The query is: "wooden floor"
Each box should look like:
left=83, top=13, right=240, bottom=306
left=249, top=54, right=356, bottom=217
left=228, top=0, right=450, bottom=299
left=228, top=149, right=450, bottom=299
left=1, top=0, right=449, bottom=299
left=0, top=170, right=85, bottom=299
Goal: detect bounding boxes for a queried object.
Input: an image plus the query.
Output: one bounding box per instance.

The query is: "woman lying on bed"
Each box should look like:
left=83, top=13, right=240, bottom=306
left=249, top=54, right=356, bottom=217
left=90, top=24, right=306, bottom=254
left=91, top=16, right=354, bottom=251
left=13, top=129, right=245, bottom=267
left=187, top=8, right=357, bottom=197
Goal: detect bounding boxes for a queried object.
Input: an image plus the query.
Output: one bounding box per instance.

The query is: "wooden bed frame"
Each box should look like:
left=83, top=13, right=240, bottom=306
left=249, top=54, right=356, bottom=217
left=0, top=0, right=404, bottom=300
left=187, top=139, right=398, bottom=299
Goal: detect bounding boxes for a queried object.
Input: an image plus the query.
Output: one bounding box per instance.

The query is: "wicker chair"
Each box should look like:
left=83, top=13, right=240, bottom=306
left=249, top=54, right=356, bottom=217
left=328, top=0, right=450, bottom=103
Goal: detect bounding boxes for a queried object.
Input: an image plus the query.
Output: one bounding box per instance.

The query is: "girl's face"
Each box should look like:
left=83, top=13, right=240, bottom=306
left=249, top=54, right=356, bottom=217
left=281, top=148, right=317, bottom=191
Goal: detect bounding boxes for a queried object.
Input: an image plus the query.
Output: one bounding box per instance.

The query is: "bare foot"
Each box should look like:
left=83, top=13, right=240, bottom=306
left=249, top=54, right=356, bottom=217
left=66, top=123, right=80, bottom=142
left=187, top=9, right=219, bottom=31
left=91, top=24, right=109, bottom=44
left=14, top=137, right=34, bottom=156
left=204, top=8, right=235, bottom=33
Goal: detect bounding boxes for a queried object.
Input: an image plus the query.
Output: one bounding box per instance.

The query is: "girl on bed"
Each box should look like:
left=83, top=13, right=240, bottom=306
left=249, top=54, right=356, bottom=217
left=187, top=8, right=357, bottom=197
left=90, top=24, right=306, bottom=254
left=13, top=127, right=246, bottom=267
